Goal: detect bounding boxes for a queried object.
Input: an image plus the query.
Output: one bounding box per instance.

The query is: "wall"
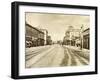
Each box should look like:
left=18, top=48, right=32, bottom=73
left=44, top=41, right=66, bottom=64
left=0, top=0, right=99, bottom=81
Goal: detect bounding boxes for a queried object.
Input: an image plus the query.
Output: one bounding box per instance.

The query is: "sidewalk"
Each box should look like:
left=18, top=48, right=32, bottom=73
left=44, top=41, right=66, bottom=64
left=64, top=45, right=90, bottom=59
left=25, top=45, right=51, bottom=54
left=64, top=45, right=89, bottom=53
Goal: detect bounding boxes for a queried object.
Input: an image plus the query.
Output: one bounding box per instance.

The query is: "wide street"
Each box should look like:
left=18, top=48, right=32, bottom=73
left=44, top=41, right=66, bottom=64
left=25, top=44, right=89, bottom=68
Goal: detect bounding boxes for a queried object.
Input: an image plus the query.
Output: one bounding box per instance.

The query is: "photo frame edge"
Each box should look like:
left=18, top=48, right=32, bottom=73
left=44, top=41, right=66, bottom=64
left=11, top=1, right=98, bottom=79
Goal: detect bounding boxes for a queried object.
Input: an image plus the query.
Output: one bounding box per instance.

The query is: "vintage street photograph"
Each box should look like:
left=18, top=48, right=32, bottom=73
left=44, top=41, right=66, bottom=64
left=25, top=12, right=90, bottom=68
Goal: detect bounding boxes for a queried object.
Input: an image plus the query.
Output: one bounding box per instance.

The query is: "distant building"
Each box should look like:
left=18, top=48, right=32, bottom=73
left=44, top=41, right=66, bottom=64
left=25, top=23, right=44, bottom=47
left=47, top=36, right=52, bottom=45
left=57, top=40, right=62, bottom=45
left=75, top=37, right=81, bottom=47
left=82, top=28, right=90, bottom=49
left=63, top=31, right=70, bottom=45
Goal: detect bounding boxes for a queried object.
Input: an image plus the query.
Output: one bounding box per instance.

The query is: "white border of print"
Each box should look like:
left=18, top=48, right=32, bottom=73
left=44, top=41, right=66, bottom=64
left=19, top=5, right=95, bottom=76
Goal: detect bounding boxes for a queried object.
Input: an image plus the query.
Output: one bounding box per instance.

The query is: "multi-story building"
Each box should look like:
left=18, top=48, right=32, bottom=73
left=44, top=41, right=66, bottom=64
left=40, top=29, right=48, bottom=45
left=63, top=26, right=90, bottom=49
left=25, top=23, right=44, bottom=47
left=82, top=28, right=90, bottom=49
left=63, top=26, right=80, bottom=46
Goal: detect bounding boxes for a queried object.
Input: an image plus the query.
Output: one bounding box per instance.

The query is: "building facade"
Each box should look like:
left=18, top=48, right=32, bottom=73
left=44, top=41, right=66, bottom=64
left=82, top=28, right=90, bottom=49
left=63, top=26, right=80, bottom=46
left=25, top=23, right=44, bottom=47
left=40, top=29, right=48, bottom=45
left=47, top=36, right=52, bottom=45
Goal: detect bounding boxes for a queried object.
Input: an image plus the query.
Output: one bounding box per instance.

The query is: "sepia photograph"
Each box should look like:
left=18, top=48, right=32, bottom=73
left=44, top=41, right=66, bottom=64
left=25, top=13, right=90, bottom=68
left=11, top=2, right=97, bottom=79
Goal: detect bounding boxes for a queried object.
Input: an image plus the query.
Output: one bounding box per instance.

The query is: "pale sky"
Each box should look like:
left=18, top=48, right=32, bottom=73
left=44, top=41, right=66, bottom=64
left=26, top=12, right=90, bottom=41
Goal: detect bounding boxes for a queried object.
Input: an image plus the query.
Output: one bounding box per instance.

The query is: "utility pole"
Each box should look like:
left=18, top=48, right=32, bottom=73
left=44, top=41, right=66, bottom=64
left=80, top=24, right=83, bottom=50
